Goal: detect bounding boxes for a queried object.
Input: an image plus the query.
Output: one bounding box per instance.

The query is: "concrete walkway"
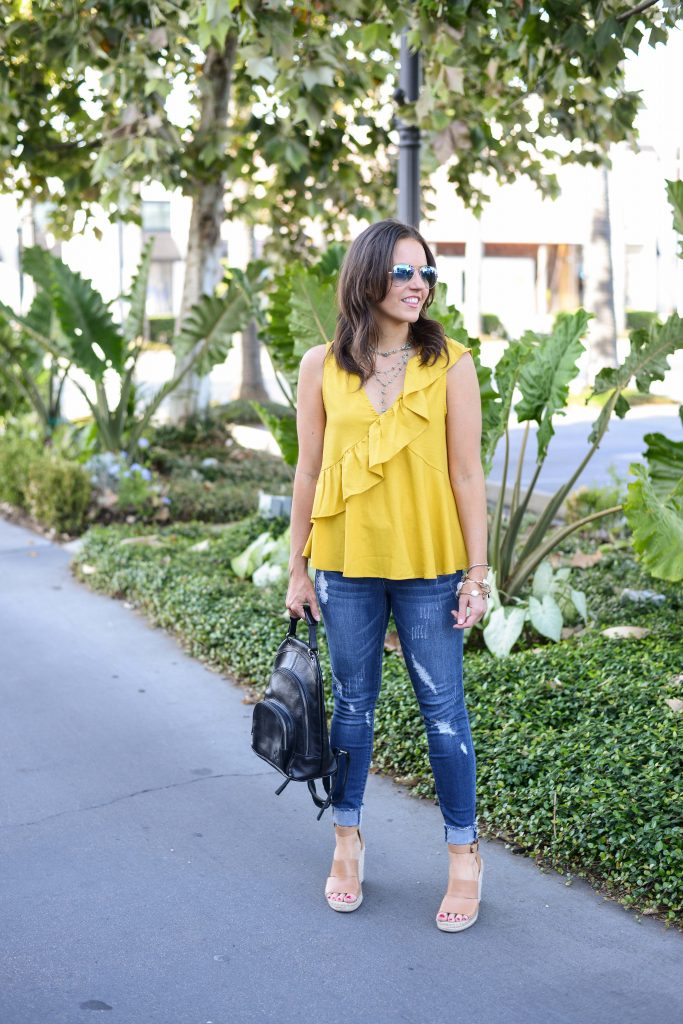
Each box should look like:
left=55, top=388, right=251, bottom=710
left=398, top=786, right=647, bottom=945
left=1, top=518, right=680, bottom=1024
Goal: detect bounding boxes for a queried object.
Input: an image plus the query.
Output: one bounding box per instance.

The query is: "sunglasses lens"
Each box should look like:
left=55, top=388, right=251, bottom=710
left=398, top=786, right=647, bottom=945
left=391, top=264, right=414, bottom=282
left=420, top=266, right=438, bottom=288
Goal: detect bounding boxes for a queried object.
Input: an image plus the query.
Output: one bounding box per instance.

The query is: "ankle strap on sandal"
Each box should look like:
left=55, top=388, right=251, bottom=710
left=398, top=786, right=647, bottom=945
left=448, top=840, right=479, bottom=854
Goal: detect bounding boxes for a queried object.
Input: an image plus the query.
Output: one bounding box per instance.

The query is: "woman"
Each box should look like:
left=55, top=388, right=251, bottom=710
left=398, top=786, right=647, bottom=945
left=285, top=219, right=489, bottom=932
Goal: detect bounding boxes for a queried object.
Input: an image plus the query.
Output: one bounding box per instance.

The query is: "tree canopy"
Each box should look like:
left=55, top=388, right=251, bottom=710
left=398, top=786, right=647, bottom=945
left=1, top=0, right=680, bottom=252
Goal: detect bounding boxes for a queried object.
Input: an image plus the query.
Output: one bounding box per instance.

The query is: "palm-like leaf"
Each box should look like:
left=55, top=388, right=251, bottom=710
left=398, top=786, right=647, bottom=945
left=515, top=310, right=590, bottom=462
left=263, top=266, right=301, bottom=389
left=588, top=312, right=683, bottom=443
left=23, top=246, right=123, bottom=378
left=288, top=264, right=337, bottom=356
left=175, top=279, right=253, bottom=377
left=122, top=239, right=154, bottom=345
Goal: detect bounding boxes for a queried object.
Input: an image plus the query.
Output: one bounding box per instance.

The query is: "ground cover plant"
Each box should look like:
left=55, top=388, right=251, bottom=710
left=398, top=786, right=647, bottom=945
left=72, top=519, right=683, bottom=925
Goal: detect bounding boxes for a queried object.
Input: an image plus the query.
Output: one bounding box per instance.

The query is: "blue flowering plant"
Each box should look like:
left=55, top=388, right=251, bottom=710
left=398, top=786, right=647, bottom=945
left=86, top=442, right=169, bottom=517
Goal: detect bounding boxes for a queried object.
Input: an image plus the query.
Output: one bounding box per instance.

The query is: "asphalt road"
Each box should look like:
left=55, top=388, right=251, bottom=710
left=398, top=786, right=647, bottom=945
left=490, top=408, right=682, bottom=493
left=1, top=518, right=681, bottom=1024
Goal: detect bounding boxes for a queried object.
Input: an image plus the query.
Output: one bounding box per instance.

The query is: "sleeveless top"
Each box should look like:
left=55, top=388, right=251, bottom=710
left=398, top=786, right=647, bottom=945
left=301, top=336, right=472, bottom=579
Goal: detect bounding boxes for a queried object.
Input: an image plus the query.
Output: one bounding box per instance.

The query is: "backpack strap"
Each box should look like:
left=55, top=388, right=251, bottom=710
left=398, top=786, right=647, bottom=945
left=287, top=603, right=318, bottom=650
left=307, top=748, right=350, bottom=820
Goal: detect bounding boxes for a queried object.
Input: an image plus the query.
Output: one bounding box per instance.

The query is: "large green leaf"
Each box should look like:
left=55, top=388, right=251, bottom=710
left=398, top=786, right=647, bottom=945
left=174, top=279, right=253, bottom=377
left=251, top=402, right=299, bottom=466
left=288, top=264, right=337, bottom=356
left=486, top=332, right=534, bottom=467
left=428, top=283, right=465, bottom=336
left=263, top=265, right=300, bottom=388
left=588, top=312, right=683, bottom=443
left=624, top=463, right=683, bottom=582
left=528, top=594, right=563, bottom=642
left=23, top=247, right=123, bottom=378
left=515, top=310, right=590, bottom=461
left=666, top=178, right=683, bottom=258
left=642, top=407, right=683, bottom=499
left=123, top=239, right=154, bottom=344
left=482, top=606, right=527, bottom=658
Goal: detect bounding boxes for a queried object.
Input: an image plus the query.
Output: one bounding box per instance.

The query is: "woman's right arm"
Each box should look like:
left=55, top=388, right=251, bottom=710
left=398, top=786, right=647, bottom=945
left=285, top=344, right=327, bottom=621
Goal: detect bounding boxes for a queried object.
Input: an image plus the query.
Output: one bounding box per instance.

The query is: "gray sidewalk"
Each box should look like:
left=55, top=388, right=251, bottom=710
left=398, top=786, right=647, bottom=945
left=0, top=518, right=680, bottom=1024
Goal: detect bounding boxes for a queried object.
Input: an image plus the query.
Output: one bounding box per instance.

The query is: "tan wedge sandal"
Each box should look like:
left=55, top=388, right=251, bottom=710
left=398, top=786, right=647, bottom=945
left=436, top=839, right=484, bottom=932
left=325, top=827, right=365, bottom=913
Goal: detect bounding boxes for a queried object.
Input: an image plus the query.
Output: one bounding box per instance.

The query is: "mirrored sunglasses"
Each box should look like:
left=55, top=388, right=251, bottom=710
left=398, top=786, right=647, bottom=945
left=388, top=263, right=438, bottom=289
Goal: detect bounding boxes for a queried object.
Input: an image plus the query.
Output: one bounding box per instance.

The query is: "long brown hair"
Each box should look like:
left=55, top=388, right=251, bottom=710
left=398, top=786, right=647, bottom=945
left=331, top=219, right=448, bottom=382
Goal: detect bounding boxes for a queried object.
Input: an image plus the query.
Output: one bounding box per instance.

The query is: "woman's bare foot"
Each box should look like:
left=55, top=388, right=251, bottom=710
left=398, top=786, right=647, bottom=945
left=325, top=825, right=365, bottom=910
left=436, top=840, right=483, bottom=931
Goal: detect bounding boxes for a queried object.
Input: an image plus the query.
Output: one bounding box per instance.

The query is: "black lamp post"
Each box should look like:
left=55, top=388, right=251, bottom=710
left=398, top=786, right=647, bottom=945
left=395, top=29, right=421, bottom=227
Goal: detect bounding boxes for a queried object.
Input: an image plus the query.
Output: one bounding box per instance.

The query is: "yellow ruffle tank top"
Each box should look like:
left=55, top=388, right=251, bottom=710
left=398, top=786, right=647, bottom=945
left=301, top=336, right=472, bottom=579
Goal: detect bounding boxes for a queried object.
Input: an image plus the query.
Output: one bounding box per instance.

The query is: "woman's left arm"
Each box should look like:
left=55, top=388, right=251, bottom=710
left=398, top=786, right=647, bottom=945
left=445, top=352, right=489, bottom=629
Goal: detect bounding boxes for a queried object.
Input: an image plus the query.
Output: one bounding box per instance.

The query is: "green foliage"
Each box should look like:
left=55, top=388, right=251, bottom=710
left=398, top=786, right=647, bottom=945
left=481, top=313, right=509, bottom=339
left=624, top=464, right=683, bottom=583
left=0, top=294, right=69, bottom=440
left=250, top=402, right=299, bottom=467
left=564, top=476, right=626, bottom=526
left=482, top=558, right=587, bottom=657
left=0, top=247, right=255, bottom=455
left=2, top=1, right=679, bottom=247
left=374, top=627, right=682, bottom=922
left=164, top=477, right=266, bottom=524
left=0, top=435, right=42, bottom=507
left=0, top=433, right=90, bottom=534
left=72, top=523, right=683, bottom=923
left=640, top=410, right=683, bottom=498
left=26, top=456, right=91, bottom=535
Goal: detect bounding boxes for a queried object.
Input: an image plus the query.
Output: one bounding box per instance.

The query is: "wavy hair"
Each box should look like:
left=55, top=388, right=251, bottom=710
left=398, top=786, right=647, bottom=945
left=331, top=219, right=448, bottom=382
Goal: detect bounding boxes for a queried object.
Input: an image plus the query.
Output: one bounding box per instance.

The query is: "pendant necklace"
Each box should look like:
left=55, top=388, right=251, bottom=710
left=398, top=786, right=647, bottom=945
left=369, top=344, right=414, bottom=412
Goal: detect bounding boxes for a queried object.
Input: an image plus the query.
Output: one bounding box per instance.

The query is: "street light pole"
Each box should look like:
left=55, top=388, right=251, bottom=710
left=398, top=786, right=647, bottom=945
left=396, top=29, right=421, bottom=227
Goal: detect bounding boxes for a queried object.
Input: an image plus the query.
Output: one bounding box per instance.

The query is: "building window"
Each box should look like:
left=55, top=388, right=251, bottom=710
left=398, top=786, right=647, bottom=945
left=142, top=201, right=171, bottom=234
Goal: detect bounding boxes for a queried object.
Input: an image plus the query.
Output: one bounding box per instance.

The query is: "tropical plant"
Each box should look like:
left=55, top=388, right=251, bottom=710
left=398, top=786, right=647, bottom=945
left=231, top=526, right=292, bottom=587
left=0, top=291, right=70, bottom=439
left=623, top=407, right=683, bottom=584
left=0, top=246, right=257, bottom=458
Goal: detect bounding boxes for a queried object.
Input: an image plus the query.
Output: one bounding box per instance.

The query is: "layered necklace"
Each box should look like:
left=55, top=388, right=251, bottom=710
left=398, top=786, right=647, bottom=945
left=368, top=340, right=414, bottom=412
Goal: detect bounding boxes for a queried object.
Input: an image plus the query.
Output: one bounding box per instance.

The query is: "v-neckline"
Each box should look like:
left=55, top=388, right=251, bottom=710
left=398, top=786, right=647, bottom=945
left=360, top=352, right=417, bottom=418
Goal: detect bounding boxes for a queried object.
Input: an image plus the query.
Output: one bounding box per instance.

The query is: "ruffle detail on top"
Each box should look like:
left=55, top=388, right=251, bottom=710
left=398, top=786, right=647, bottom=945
left=310, top=351, right=450, bottom=520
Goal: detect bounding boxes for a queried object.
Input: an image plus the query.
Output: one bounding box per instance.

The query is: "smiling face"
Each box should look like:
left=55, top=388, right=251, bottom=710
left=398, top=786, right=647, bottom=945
left=372, top=237, right=431, bottom=340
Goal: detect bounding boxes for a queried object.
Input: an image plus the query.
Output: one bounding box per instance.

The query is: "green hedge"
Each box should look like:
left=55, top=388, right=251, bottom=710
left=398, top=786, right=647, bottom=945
left=72, top=521, right=683, bottom=924
left=0, top=436, right=91, bottom=534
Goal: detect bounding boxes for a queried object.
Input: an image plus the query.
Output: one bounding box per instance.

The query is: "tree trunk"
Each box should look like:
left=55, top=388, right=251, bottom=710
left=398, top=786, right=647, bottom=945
left=168, top=32, right=238, bottom=422
left=582, top=163, right=619, bottom=385
left=239, top=225, right=269, bottom=401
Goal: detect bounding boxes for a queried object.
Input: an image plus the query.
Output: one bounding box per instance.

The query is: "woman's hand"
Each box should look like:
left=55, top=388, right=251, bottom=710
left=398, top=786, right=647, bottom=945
left=286, top=568, right=321, bottom=622
left=451, top=591, right=488, bottom=630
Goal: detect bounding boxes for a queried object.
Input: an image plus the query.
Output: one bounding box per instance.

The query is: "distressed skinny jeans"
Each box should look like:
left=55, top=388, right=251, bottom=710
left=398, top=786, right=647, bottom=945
left=314, top=569, right=478, bottom=844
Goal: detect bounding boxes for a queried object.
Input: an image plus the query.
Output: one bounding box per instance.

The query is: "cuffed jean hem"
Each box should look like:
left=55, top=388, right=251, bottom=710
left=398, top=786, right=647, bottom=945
left=332, top=807, right=362, bottom=828
left=445, top=824, right=478, bottom=844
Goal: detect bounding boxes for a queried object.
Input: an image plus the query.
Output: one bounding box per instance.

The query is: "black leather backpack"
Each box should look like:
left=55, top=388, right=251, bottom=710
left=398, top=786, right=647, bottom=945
left=251, top=605, right=348, bottom=819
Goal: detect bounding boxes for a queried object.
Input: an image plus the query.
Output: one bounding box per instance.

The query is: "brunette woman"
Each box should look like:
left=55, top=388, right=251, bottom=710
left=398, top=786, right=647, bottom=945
left=285, top=219, right=489, bottom=932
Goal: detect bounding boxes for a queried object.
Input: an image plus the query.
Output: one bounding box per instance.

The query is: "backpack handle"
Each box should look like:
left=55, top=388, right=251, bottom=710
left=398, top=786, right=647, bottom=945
left=288, top=603, right=318, bottom=651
